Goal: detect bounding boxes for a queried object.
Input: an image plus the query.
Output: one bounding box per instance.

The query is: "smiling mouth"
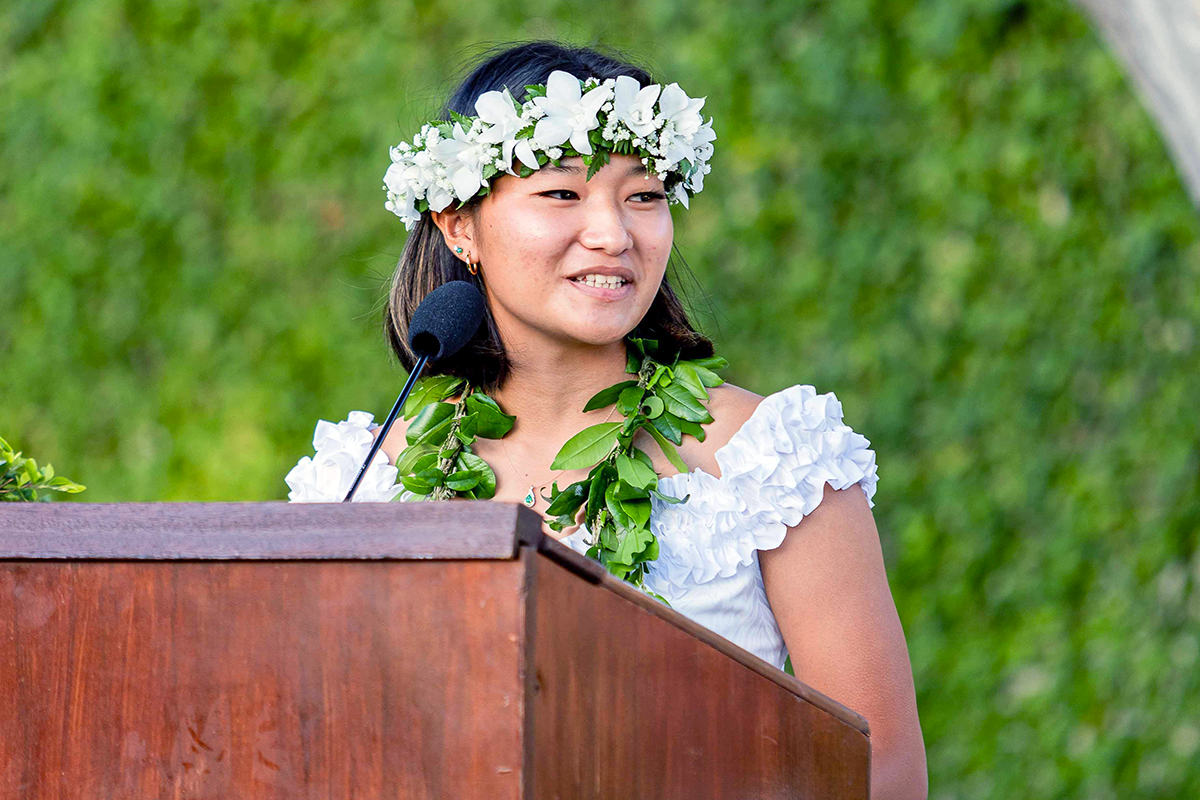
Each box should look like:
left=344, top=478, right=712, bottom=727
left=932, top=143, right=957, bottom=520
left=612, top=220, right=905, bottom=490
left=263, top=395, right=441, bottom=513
left=570, top=274, right=630, bottom=289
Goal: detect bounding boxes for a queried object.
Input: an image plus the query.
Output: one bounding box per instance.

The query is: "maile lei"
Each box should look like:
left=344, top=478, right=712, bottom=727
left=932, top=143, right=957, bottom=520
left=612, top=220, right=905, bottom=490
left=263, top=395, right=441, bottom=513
left=393, top=336, right=727, bottom=597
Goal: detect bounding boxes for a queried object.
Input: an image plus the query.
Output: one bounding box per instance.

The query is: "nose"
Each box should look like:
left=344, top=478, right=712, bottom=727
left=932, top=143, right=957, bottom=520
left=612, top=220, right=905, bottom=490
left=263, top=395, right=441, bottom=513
left=578, top=197, right=634, bottom=255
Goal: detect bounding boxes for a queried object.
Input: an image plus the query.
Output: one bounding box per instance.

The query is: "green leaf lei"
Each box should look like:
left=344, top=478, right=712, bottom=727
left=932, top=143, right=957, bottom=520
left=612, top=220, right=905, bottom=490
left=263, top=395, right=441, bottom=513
left=392, top=336, right=727, bottom=596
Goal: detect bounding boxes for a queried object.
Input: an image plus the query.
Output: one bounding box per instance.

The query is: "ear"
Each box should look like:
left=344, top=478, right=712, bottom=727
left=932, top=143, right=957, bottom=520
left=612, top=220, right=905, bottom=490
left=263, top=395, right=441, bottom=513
left=430, top=205, right=478, bottom=264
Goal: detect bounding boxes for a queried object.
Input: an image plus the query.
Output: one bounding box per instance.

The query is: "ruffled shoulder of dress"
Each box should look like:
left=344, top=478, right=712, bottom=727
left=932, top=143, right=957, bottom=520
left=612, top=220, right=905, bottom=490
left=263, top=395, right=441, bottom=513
left=646, top=384, right=879, bottom=591
left=284, top=410, right=405, bottom=503
left=716, top=383, right=878, bottom=524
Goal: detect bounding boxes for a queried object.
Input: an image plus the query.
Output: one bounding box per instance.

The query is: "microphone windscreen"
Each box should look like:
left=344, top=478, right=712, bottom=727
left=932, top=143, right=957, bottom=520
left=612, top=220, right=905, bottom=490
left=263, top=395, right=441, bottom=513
left=407, top=280, right=487, bottom=361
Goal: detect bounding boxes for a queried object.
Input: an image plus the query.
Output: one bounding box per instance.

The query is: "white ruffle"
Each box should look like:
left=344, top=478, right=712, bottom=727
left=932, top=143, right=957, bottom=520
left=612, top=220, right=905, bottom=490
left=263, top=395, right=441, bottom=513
left=646, top=469, right=761, bottom=586
left=285, top=411, right=405, bottom=502
left=641, top=384, right=878, bottom=589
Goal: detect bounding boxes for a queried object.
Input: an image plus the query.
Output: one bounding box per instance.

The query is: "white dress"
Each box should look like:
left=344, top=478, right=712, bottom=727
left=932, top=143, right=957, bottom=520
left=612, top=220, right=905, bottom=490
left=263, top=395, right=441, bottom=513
left=285, top=384, right=879, bottom=672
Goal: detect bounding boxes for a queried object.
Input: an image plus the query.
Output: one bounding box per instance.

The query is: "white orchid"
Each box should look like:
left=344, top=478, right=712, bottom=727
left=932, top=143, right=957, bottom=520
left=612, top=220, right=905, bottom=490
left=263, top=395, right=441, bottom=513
left=383, top=166, right=421, bottom=228
left=431, top=122, right=497, bottom=202
left=612, top=75, right=662, bottom=139
left=670, top=182, right=690, bottom=209
left=530, top=70, right=614, bottom=156
left=692, top=121, right=716, bottom=163
left=474, top=87, right=540, bottom=174
left=655, top=83, right=708, bottom=166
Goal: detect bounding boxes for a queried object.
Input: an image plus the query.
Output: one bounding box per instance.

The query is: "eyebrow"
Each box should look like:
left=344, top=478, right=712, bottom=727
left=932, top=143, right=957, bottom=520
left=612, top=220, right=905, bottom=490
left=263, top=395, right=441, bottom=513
left=539, top=162, right=648, bottom=177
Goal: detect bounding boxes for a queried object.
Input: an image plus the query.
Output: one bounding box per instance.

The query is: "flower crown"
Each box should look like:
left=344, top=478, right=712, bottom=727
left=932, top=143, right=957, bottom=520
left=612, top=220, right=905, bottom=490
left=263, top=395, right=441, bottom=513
left=383, top=70, right=716, bottom=230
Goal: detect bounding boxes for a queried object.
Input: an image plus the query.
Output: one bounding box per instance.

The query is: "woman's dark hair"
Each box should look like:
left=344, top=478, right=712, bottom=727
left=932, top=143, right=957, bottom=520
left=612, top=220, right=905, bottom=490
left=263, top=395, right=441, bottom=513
left=384, top=40, right=714, bottom=393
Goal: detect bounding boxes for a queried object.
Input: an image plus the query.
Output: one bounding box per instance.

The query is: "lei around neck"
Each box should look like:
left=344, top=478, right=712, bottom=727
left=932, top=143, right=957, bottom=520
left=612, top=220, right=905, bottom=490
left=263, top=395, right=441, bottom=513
left=382, top=70, right=716, bottom=231
left=392, top=336, right=727, bottom=597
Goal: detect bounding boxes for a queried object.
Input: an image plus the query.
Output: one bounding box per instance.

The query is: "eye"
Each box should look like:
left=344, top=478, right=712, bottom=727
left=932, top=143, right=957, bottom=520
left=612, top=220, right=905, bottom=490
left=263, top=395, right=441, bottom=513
left=632, top=191, right=667, bottom=202
left=540, top=189, right=578, bottom=200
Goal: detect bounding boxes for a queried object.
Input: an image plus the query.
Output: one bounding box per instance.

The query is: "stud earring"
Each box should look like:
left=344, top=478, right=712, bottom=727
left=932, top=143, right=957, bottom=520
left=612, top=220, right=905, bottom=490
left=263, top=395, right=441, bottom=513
left=454, top=246, right=463, bottom=254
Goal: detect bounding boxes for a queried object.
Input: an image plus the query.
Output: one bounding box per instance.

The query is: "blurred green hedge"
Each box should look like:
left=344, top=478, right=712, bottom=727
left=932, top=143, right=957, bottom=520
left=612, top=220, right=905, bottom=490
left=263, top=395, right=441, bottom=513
left=4, top=0, right=1198, bottom=795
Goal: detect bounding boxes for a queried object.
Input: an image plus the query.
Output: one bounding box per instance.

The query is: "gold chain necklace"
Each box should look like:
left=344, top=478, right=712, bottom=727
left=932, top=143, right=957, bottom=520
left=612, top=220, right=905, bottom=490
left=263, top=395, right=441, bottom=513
left=499, top=404, right=620, bottom=507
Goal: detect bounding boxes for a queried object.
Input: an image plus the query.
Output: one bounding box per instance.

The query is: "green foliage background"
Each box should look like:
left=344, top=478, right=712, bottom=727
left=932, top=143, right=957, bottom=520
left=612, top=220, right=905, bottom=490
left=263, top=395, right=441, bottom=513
left=4, top=0, right=1199, bottom=794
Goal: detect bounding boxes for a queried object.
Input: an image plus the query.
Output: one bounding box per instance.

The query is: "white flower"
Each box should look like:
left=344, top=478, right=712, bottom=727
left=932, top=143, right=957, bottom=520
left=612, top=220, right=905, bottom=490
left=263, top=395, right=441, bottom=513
left=670, top=182, right=690, bottom=209
left=431, top=122, right=495, bottom=202
left=612, top=75, right=662, bottom=139
left=383, top=166, right=421, bottom=228
left=655, top=82, right=707, bottom=166
left=383, top=72, right=715, bottom=229
left=694, top=122, right=716, bottom=158
left=688, top=161, right=709, bottom=193
left=285, top=411, right=403, bottom=502
left=474, top=87, right=540, bottom=174
left=530, top=70, right=614, bottom=156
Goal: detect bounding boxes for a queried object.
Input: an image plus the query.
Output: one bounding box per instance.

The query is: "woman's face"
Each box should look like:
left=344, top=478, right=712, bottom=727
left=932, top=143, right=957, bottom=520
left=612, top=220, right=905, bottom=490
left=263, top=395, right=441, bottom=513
left=447, top=154, right=674, bottom=349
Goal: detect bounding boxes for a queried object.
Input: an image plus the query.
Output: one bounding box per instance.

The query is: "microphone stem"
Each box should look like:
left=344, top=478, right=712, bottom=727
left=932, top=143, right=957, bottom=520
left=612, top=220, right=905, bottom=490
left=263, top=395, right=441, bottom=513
left=343, top=352, right=430, bottom=502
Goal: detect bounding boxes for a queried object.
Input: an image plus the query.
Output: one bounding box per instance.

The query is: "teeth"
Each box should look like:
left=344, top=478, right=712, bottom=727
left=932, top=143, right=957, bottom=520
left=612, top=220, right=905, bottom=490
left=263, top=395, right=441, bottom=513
left=573, top=274, right=627, bottom=288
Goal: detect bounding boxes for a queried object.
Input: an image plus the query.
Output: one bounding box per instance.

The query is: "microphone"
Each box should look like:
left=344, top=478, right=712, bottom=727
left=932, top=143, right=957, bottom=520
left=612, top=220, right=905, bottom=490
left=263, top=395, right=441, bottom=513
left=343, top=281, right=487, bottom=502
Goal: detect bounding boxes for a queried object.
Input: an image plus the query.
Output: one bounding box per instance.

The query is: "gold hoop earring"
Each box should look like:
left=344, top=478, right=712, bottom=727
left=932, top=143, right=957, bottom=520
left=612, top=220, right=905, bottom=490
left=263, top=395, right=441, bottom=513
left=467, top=260, right=479, bottom=275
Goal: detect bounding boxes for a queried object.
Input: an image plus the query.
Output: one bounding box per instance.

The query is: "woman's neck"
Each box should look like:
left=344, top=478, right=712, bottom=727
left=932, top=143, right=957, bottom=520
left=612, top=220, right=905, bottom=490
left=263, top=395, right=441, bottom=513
left=490, top=337, right=633, bottom=443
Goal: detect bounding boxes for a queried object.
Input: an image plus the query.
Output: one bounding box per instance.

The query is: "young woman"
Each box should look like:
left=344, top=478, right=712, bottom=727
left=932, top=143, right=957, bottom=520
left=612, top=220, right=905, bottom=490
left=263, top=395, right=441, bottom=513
left=288, top=40, right=927, bottom=798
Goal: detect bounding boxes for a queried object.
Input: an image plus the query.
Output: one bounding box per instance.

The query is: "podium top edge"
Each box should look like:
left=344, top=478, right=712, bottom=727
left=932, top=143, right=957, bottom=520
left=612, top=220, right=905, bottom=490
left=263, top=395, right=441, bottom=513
left=0, top=501, right=544, bottom=560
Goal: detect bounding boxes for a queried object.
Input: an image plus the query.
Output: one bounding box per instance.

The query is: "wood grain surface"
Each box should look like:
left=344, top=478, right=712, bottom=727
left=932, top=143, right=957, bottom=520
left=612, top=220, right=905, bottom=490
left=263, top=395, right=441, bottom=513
left=528, top=551, right=871, bottom=799
left=0, top=559, right=528, bottom=799
left=0, top=503, right=869, bottom=798
left=0, top=501, right=542, bottom=559
left=536, top=534, right=870, bottom=736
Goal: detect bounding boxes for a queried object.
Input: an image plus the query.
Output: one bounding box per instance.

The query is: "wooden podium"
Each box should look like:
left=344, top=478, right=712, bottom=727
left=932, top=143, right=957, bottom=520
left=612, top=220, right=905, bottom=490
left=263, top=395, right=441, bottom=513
left=0, top=502, right=869, bottom=798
